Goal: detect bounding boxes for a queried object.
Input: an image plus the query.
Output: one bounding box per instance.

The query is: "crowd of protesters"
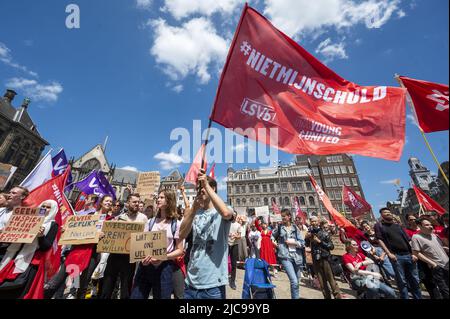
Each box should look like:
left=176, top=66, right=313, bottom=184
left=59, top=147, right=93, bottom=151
left=0, top=172, right=448, bottom=300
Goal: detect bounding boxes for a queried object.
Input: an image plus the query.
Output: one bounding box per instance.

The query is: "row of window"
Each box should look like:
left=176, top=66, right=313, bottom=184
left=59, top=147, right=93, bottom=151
left=326, top=155, right=344, bottom=163
left=327, top=189, right=362, bottom=200
left=231, top=167, right=320, bottom=180
left=324, top=177, right=358, bottom=187
left=234, top=181, right=315, bottom=194
left=234, top=195, right=317, bottom=207
left=322, top=165, right=354, bottom=175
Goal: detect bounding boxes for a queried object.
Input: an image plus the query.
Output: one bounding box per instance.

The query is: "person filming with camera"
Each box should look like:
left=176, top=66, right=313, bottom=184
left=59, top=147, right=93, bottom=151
left=305, top=216, right=342, bottom=299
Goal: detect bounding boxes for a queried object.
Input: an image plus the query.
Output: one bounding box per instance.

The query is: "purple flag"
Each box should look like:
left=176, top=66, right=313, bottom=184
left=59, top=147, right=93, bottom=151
left=52, top=149, right=73, bottom=191
left=74, top=170, right=116, bottom=200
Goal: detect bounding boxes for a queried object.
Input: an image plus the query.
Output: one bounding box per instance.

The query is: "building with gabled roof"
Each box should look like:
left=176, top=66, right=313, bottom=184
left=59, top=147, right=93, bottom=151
left=0, top=89, right=49, bottom=188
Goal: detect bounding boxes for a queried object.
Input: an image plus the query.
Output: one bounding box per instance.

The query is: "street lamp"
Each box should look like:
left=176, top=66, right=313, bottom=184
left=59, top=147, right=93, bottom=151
left=274, top=160, right=283, bottom=209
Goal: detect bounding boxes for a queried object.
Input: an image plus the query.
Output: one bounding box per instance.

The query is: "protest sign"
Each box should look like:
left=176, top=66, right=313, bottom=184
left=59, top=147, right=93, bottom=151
left=0, top=206, right=44, bottom=243
left=97, top=221, right=145, bottom=254
left=269, top=213, right=282, bottom=222
left=129, top=231, right=167, bottom=263
left=234, top=207, right=247, bottom=216
left=254, top=206, right=270, bottom=223
left=59, top=214, right=101, bottom=245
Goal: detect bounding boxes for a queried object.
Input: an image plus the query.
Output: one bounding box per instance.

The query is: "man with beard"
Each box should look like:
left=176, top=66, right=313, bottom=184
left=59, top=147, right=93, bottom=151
left=374, top=208, right=422, bottom=299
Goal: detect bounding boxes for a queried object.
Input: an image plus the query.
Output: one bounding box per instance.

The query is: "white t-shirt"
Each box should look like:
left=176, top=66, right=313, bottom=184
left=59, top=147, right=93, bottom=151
left=147, top=218, right=182, bottom=253
left=228, top=222, right=242, bottom=246
left=118, top=212, right=148, bottom=223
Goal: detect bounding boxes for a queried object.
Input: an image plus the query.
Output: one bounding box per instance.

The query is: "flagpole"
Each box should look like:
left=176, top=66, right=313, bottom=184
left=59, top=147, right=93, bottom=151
left=20, top=148, right=53, bottom=187
left=395, top=74, right=449, bottom=186
left=341, top=186, right=346, bottom=215
left=63, top=192, right=78, bottom=216
left=201, top=118, right=213, bottom=172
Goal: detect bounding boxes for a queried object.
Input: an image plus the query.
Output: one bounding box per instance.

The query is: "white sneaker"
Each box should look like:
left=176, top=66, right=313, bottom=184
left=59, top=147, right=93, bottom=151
left=66, top=294, right=75, bottom=300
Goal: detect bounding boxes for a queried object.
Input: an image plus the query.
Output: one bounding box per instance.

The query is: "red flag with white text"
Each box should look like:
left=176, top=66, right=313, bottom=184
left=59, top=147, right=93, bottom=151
left=23, top=167, right=71, bottom=280
left=399, top=76, right=449, bottom=133
left=293, top=196, right=307, bottom=223
left=211, top=5, right=406, bottom=161
left=413, top=185, right=446, bottom=215
left=342, top=185, right=372, bottom=218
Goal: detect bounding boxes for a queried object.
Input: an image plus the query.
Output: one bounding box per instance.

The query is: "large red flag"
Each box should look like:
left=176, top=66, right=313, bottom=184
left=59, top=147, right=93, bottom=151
left=208, top=162, right=216, bottom=179
left=211, top=5, right=406, bottom=161
left=399, top=76, right=449, bottom=133
left=413, top=185, right=446, bottom=216
left=342, top=185, right=372, bottom=218
left=185, top=144, right=208, bottom=184
left=23, top=167, right=71, bottom=282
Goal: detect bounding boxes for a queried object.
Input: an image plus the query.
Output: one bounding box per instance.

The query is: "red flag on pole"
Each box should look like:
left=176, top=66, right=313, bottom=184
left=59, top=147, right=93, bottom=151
left=342, top=185, right=372, bottom=218
left=211, top=5, right=406, bottom=161
left=399, top=76, right=449, bottom=133
left=413, top=185, right=446, bottom=216
left=185, top=144, right=208, bottom=184
left=208, top=162, right=216, bottom=179
left=271, top=197, right=280, bottom=215
left=293, top=196, right=307, bottom=223
left=21, top=166, right=71, bottom=297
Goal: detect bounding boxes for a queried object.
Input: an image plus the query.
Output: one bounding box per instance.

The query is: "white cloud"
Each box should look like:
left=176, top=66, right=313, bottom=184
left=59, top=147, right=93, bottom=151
left=5, top=77, right=63, bottom=103
left=149, top=17, right=228, bottom=84
left=315, top=38, right=348, bottom=62
left=263, top=0, right=403, bottom=38
left=0, top=42, right=38, bottom=77
left=380, top=178, right=401, bottom=185
left=136, top=0, right=152, bottom=10
left=120, top=166, right=139, bottom=172
left=162, top=0, right=241, bottom=20
left=397, top=9, right=406, bottom=18
left=217, top=176, right=228, bottom=191
left=232, top=142, right=255, bottom=152
left=172, top=84, right=184, bottom=93
left=154, top=152, right=185, bottom=170
left=407, top=113, right=419, bottom=128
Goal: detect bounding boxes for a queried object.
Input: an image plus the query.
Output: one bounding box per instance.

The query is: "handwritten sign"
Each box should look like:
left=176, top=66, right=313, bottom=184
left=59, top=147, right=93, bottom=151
left=269, top=213, right=282, bottom=223
left=97, top=221, right=145, bottom=254
left=235, top=207, right=247, bottom=216
left=331, top=235, right=346, bottom=256
left=0, top=207, right=44, bottom=243
left=129, top=231, right=167, bottom=263
left=254, top=206, right=269, bottom=223
left=59, top=214, right=101, bottom=245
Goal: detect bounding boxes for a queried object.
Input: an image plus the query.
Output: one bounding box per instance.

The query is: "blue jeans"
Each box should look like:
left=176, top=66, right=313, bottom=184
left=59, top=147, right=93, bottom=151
left=184, top=285, right=226, bottom=299
left=130, top=261, right=174, bottom=299
left=366, top=279, right=397, bottom=299
left=281, top=258, right=301, bottom=299
left=391, top=254, right=422, bottom=299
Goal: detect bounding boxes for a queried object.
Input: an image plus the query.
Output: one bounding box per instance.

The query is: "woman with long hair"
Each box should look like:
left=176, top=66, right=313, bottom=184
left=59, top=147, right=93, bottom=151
left=0, top=200, right=59, bottom=299
left=131, top=189, right=184, bottom=299
left=62, top=195, right=113, bottom=299
left=272, top=209, right=305, bottom=299
left=254, top=217, right=278, bottom=275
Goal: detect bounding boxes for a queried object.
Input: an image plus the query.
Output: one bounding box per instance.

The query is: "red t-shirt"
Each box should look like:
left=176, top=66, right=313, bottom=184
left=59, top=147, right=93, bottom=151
left=434, top=225, right=446, bottom=240
left=405, top=227, right=420, bottom=239
left=342, top=252, right=367, bottom=271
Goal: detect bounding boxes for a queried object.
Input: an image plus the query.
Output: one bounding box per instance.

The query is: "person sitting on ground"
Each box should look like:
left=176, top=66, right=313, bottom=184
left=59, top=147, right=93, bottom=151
left=343, top=240, right=397, bottom=299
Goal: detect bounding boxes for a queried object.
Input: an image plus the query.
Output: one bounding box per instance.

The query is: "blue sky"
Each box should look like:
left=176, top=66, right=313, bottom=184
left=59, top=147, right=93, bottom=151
left=1, top=0, right=448, bottom=216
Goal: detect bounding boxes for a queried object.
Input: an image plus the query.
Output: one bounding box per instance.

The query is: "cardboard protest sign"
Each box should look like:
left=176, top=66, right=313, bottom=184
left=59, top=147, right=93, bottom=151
left=234, top=207, right=247, bottom=216
left=254, top=206, right=269, bottom=223
left=97, top=221, right=145, bottom=254
left=59, top=214, right=101, bottom=245
left=0, top=206, right=44, bottom=243
left=269, top=213, right=282, bottom=223
left=129, top=231, right=167, bottom=263
left=331, top=235, right=346, bottom=256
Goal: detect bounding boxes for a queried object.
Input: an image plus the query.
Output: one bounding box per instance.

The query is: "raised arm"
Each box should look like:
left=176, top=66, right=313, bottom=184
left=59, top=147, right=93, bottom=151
left=198, top=170, right=233, bottom=220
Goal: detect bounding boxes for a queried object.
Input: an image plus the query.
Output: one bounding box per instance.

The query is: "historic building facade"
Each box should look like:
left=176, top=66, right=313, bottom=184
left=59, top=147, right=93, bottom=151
left=0, top=89, right=49, bottom=188
left=389, top=157, right=448, bottom=221
left=227, top=154, right=372, bottom=220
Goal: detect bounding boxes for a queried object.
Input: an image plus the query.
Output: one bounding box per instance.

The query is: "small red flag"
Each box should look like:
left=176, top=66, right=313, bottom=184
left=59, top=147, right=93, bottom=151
left=185, top=144, right=208, bottom=184
left=399, top=76, right=449, bottom=133
left=271, top=197, right=280, bottom=215
left=342, top=185, right=372, bottom=218
left=413, top=185, right=446, bottom=216
left=208, top=162, right=216, bottom=179
left=293, top=196, right=307, bottom=223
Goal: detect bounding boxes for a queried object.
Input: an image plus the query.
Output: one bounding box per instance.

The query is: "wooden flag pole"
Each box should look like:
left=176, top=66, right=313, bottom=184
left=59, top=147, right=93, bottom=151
left=395, top=74, right=449, bottom=186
